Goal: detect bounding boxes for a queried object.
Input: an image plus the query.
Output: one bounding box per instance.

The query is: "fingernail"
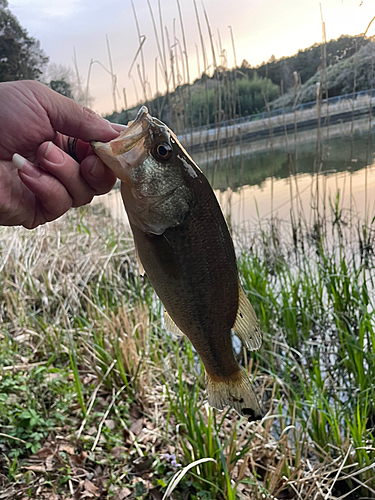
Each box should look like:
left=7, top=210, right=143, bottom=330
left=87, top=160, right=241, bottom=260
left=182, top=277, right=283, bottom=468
left=89, top=157, right=103, bottom=179
left=13, top=153, right=41, bottom=178
left=43, top=142, right=64, bottom=165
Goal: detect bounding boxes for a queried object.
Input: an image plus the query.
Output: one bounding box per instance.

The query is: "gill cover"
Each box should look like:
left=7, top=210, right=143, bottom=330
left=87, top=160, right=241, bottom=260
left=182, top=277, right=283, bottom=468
left=92, top=107, right=191, bottom=235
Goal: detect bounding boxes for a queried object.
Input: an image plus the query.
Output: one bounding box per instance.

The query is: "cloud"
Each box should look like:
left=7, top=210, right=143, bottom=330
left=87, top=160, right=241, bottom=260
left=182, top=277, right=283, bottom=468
left=11, top=0, right=83, bottom=19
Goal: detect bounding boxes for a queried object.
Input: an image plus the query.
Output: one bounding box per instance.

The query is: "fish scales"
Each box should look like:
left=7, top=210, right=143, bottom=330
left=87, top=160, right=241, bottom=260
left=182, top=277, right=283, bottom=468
left=129, top=177, right=239, bottom=380
left=92, top=106, right=263, bottom=420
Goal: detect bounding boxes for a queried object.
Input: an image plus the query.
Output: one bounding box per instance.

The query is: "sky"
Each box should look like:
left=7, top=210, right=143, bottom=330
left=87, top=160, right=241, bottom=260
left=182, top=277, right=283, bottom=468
left=8, top=0, right=375, bottom=115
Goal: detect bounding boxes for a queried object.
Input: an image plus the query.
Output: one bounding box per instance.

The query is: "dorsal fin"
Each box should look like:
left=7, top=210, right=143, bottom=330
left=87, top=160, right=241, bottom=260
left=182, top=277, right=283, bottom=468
left=163, top=308, right=184, bottom=337
left=232, top=286, right=262, bottom=351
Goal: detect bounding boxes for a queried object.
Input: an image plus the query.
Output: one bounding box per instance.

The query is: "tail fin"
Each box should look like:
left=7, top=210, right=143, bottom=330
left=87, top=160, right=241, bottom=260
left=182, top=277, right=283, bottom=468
left=206, top=368, right=263, bottom=421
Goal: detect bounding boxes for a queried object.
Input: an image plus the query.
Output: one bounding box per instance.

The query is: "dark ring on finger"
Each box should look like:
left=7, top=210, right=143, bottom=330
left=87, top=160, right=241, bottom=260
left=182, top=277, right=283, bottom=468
left=67, top=137, right=79, bottom=162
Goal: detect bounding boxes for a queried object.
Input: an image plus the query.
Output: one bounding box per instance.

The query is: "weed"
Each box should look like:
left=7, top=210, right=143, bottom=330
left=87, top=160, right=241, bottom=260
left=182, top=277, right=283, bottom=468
left=0, top=197, right=375, bottom=498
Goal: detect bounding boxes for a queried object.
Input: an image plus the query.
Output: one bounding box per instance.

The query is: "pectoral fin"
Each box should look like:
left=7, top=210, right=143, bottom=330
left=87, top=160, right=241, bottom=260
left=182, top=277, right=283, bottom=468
left=232, top=286, right=262, bottom=351
left=163, top=308, right=184, bottom=337
left=135, top=245, right=145, bottom=277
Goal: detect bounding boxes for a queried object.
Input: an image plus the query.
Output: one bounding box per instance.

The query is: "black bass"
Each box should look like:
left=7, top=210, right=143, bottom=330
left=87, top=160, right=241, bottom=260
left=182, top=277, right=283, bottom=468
left=92, top=107, right=263, bottom=420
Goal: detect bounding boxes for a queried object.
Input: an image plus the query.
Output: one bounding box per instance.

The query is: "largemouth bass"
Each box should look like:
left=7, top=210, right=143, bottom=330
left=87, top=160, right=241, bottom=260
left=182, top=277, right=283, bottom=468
left=92, top=107, right=263, bottom=420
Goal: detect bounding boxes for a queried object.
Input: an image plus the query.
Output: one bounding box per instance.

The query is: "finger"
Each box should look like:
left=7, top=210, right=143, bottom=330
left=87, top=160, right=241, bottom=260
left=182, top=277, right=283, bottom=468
left=12, top=153, right=73, bottom=226
left=47, top=135, right=117, bottom=194
left=53, top=134, right=95, bottom=162
left=36, top=142, right=95, bottom=207
left=79, top=155, right=117, bottom=195
left=25, top=81, right=123, bottom=143
left=111, top=123, right=128, bottom=133
left=53, top=126, right=127, bottom=162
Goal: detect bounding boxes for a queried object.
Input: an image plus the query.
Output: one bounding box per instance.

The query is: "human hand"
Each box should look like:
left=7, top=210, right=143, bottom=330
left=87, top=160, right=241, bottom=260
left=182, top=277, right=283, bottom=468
left=0, top=80, right=124, bottom=229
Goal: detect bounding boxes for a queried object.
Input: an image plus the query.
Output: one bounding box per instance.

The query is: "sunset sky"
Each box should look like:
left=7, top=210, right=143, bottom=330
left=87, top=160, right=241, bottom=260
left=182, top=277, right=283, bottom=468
left=8, top=0, right=375, bottom=115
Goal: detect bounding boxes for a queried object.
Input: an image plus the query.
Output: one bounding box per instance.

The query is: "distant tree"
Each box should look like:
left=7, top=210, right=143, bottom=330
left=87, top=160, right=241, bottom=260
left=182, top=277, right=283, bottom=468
left=0, top=1, right=48, bottom=81
left=271, top=41, right=375, bottom=108
left=235, top=73, right=280, bottom=116
left=106, top=34, right=372, bottom=127
left=49, top=79, right=73, bottom=99
left=325, top=35, right=367, bottom=65
left=255, top=35, right=369, bottom=91
left=43, top=62, right=93, bottom=106
left=241, top=59, right=251, bottom=69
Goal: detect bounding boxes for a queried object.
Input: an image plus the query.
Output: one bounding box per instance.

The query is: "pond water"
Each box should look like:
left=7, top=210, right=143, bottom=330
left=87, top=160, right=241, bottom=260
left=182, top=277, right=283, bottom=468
left=93, top=118, right=375, bottom=229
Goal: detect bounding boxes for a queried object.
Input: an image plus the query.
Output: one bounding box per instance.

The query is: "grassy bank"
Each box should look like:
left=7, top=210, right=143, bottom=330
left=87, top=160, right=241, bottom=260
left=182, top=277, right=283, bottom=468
left=0, top=203, right=374, bottom=499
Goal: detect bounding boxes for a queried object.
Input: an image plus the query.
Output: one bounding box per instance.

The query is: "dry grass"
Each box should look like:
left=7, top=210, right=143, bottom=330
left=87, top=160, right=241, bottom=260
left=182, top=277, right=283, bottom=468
left=1, top=203, right=374, bottom=499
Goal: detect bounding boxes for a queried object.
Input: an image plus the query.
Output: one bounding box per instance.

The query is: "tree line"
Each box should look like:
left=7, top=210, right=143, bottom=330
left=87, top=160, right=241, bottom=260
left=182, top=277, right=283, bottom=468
left=107, top=35, right=375, bottom=131
left=1, top=0, right=373, bottom=130
left=0, top=0, right=77, bottom=99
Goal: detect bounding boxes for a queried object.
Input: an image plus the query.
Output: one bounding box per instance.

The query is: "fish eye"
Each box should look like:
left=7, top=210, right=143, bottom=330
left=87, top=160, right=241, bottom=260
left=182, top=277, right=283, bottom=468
left=152, top=142, right=173, bottom=162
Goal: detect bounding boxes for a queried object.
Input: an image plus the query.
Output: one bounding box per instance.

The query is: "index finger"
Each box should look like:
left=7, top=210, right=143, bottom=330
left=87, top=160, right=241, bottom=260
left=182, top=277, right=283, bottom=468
left=25, top=81, right=122, bottom=143
left=53, top=124, right=127, bottom=163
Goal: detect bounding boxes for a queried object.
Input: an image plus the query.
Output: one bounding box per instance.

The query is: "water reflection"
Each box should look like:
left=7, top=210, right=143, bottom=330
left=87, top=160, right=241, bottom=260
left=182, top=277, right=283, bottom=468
left=93, top=124, right=375, bottom=227
left=218, top=164, right=375, bottom=227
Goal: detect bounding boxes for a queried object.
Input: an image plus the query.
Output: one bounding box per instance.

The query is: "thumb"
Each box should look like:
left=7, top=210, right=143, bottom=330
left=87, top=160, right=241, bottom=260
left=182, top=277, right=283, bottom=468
left=29, top=81, right=120, bottom=143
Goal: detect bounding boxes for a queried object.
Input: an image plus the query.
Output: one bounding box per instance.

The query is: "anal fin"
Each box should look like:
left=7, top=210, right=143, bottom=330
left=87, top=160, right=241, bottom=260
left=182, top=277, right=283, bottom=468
left=232, top=286, right=262, bottom=351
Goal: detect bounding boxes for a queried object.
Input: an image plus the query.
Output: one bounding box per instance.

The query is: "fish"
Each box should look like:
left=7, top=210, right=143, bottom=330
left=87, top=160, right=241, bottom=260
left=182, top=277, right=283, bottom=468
left=92, top=106, right=263, bottom=420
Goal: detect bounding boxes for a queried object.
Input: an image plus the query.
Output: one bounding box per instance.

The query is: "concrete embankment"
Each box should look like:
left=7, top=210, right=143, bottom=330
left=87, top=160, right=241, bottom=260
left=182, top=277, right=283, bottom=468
left=180, top=96, right=375, bottom=155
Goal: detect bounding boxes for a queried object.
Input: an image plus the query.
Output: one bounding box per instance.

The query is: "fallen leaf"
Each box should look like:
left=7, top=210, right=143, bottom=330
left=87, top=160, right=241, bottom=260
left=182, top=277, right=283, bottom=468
left=84, top=479, right=99, bottom=495
left=0, top=488, right=16, bottom=499
left=59, top=443, right=75, bottom=455
left=94, top=464, right=103, bottom=476
left=145, top=420, right=155, bottom=430
left=130, top=418, right=143, bottom=436
left=149, top=488, right=163, bottom=500
left=129, top=404, right=142, bottom=420
left=23, top=465, right=45, bottom=473
left=111, top=446, right=127, bottom=459
left=70, top=451, right=88, bottom=467
left=105, top=419, right=116, bottom=430
left=35, top=447, right=54, bottom=459
left=114, top=487, right=131, bottom=500
left=132, top=456, right=153, bottom=473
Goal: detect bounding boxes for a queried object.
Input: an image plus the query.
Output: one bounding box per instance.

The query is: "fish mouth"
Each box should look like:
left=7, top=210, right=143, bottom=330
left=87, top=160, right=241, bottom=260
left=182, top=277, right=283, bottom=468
left=91, top=106, right=154, bottom=182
